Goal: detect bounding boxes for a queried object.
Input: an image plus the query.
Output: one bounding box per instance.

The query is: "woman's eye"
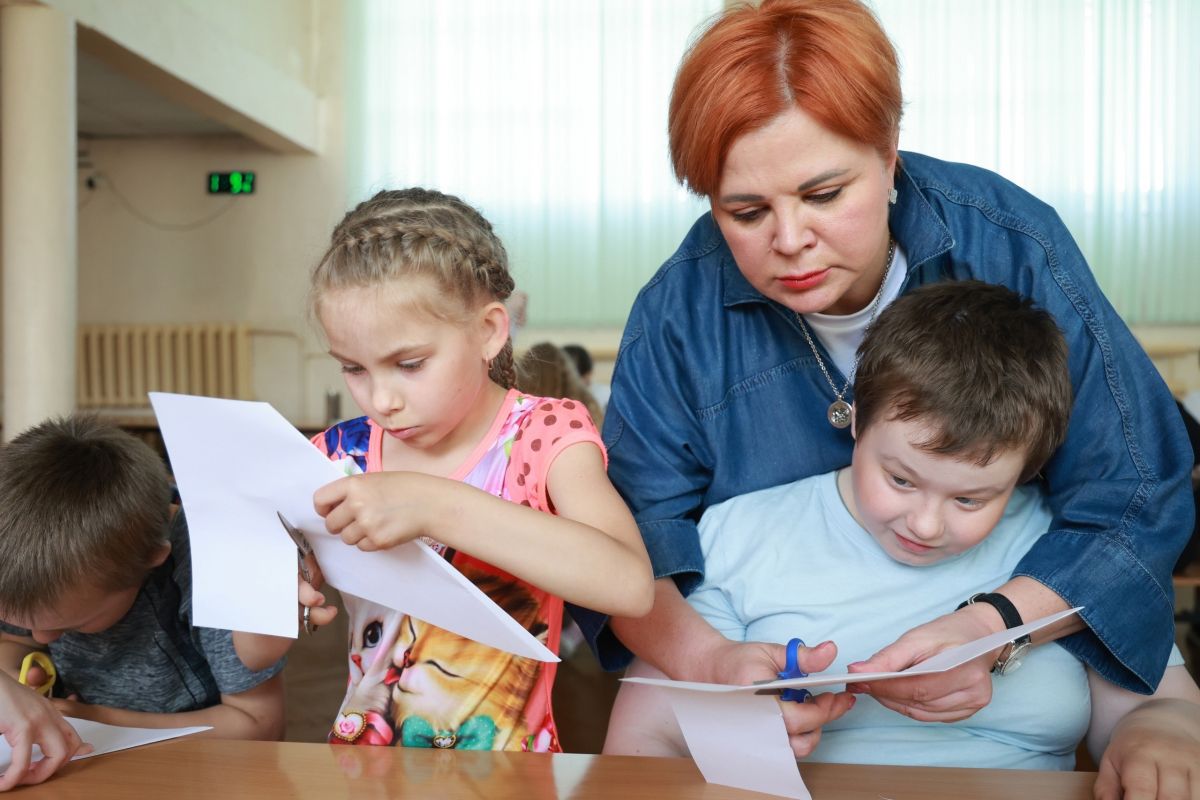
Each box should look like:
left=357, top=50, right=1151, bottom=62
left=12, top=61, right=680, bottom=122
left=730, top=207, right=765, bottom=223
left=889, top=474, right=912, bottom=488
left=398, top=359, right=426, bottom=372
left=807, top=188, right=842, bottom=204
left=363, top=621, right=383, bottom=648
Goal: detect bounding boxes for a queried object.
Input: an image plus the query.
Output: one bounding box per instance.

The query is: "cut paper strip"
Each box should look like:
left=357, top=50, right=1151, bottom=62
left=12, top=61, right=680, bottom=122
left=623, top=607, right=1082, bottom=694
left=670, top=692, right=811, bottom=800
left=150, top=392, right=557, bottom=662
left=0, top=718, right=209, bottom=775
left=627, top=608, right=1081, bottom=799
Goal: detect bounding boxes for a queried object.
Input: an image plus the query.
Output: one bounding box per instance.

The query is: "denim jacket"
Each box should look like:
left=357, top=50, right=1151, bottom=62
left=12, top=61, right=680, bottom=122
left=577, top=151, right=1194, bottom=692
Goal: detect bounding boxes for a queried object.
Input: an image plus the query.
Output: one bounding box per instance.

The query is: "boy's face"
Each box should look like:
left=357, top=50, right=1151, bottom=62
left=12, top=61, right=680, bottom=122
left=6, top=583, right=142, bottom=644
left=846, top=414, right=1028, bottom=566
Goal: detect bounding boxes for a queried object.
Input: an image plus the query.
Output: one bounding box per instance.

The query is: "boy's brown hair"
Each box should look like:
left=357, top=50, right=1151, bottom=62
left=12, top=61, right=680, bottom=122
left=853, top=280, right=1072, bottom=482
left=0, top=414, right=172, bottom=618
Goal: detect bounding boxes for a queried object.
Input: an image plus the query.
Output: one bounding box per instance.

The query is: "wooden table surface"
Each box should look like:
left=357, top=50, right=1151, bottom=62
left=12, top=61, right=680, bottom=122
left=15, top=739, right=1097, bottom=799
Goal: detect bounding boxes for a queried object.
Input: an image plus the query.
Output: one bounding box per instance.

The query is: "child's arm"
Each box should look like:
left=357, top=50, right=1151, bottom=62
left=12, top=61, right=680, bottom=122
left=315, top=442, right=655, bottom=618
left=1086, top=664, right=1200, bottom=799
left=0, top=672, right=91, bottom=792
left=50, top=673, right=285, bottom=741
left=231, top=557, right=338, bottom=672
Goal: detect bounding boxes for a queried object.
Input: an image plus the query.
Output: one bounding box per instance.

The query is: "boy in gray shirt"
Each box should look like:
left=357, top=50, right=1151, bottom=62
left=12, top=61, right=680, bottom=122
left=0, top=415, right=285, bottom=763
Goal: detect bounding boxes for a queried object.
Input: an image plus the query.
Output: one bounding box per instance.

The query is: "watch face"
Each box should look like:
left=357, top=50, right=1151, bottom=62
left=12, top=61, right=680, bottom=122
left=996, top=641, right=1031, bottom=676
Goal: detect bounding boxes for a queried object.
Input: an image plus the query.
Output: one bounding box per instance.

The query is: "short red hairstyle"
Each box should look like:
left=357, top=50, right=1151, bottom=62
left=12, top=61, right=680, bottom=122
left=669, top=0, right=902, bottom=197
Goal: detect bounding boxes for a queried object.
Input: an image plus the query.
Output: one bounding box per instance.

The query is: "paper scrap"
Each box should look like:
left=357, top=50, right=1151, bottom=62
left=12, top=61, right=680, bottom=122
left=0, top=718, right=208, bottom=775
left=150, top=392, right=557, bottom=662
left=671, top=692, right=811, bottom=800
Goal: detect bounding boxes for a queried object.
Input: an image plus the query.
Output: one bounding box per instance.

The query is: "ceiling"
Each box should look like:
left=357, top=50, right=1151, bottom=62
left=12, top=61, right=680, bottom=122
left=77, top=50, right=237, bottom=139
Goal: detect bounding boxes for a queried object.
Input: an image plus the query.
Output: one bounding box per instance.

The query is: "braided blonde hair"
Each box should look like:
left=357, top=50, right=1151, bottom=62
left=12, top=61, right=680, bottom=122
left=310, top=188, right=518, bottom=389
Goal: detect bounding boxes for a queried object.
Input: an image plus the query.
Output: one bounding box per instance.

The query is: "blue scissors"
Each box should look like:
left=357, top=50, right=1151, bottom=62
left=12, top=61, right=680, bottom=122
left=775, top=638, right=813, bottom=703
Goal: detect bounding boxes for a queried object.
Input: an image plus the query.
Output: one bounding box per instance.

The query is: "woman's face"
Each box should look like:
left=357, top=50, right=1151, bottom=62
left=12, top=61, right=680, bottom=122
left=712, top=107, right=897, bottom=316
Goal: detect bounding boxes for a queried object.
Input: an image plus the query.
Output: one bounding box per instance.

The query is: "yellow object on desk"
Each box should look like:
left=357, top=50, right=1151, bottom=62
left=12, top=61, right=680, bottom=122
left=18, top=651, right=56, bottom=697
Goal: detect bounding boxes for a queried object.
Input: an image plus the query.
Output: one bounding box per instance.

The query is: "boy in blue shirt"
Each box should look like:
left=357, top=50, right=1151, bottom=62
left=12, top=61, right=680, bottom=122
left=0, top=415, right=286, bottom=787
left=607, top=282, right=1200, bottom=797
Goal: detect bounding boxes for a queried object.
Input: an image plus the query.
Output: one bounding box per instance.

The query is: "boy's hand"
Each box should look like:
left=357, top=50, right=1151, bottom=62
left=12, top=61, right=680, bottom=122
left=314, top=473, right=438, bottom=551
left=846, top=607, right=997, bottom=722
left=49, top=695, right=97, bottom=723
left=1094, top=700, right=1200, bottom=800
left=701, top=638, right=854, bottom=757
left=0, top=679, right=92, bottom=791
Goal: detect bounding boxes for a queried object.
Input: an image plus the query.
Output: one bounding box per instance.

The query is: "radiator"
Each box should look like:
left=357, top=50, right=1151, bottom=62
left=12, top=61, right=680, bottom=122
left=76, top=324, right=253, bottom=409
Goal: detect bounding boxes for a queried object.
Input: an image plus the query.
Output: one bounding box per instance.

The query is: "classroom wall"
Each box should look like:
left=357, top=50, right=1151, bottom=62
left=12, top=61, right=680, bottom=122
left=72, top=0, right=347, bottom=425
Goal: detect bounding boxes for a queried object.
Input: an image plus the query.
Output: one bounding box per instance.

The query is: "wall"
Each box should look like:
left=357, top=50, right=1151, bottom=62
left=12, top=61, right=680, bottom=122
left=75, top=0, right=347, bottom=425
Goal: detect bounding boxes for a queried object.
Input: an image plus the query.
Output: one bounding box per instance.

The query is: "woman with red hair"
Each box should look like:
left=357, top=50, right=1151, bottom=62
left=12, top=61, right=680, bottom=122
left=572, top=0, right=1193, bottom=771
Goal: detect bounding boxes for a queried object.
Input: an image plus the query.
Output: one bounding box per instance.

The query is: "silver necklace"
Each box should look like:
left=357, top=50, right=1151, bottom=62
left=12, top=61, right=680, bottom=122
left=795, top=237, right=897, bottom=429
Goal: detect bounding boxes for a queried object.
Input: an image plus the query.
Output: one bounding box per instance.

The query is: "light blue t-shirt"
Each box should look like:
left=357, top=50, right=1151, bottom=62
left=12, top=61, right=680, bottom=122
left=690, top=472, right=1184, bottom=771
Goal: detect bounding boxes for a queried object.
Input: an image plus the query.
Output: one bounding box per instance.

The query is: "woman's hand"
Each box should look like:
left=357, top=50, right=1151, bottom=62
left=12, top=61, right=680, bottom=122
left=0, top=678, right=90, bottom=791
left=314, top=473, right=438, bottom=551
left=846, top=606, right=998, bottom=722
left=703, top=638, right=854, bottom=757
left=1094, top=698, right=1200, bottom=800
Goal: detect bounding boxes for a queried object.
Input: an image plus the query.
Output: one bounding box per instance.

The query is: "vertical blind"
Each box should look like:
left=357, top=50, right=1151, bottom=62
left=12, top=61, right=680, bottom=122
left=351, top=0, right=1199, bottom=327
left=348, top=0, right=717, bottom=327
left=875, top=0, right=1199, bottom=323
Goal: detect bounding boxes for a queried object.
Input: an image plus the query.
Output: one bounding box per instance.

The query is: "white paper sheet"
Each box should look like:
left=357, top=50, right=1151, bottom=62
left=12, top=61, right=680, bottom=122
left=150, top=392, right=557, bottom=662
left=0, top=718, right=209, bottom=775
left=627, top=608, right=1081, bottom=799
left=623, top=607, right=1082, bottom=694
left=671, top=692, right=811, bottom=800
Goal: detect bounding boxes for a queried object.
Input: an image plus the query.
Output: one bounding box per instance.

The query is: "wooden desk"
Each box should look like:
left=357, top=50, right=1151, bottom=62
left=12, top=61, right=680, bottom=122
left=18, top=739, right=1096, bottom=799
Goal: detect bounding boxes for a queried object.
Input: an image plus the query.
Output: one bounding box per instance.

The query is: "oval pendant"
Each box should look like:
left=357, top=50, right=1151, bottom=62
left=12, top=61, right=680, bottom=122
left=827, top=399, right=852, bottom=429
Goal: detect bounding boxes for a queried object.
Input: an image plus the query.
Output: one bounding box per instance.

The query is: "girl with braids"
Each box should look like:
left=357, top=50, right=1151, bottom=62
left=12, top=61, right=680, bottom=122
left=307, top=188, right=653, bottom=752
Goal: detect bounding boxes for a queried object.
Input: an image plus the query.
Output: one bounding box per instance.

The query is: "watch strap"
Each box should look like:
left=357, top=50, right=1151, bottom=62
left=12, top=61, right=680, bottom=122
left=956, top=592, right=1032, bottom=674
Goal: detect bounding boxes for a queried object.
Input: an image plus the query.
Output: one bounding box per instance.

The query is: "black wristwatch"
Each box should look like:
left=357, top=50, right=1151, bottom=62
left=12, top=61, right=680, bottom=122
left=956, top=592, right=1032, bottom=675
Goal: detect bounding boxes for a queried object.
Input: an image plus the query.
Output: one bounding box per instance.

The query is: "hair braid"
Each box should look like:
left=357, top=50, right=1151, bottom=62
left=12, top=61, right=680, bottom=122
left=310, top=187, right=519, bottom=390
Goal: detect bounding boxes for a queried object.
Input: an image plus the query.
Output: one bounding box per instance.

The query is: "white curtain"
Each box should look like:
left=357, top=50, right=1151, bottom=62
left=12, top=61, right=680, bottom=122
left=348, top=0, right=717, bottom=328
left=874, top=0, right=1200, bottom=324
left=350, top=0, right=1199, bottom=327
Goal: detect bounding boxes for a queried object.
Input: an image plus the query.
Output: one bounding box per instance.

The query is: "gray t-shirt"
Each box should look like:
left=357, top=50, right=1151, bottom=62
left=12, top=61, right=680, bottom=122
left=0, top=511, right=284, bottom=712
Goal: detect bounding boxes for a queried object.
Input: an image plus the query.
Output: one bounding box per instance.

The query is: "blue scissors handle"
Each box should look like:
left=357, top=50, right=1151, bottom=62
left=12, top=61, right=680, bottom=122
left=777, top=638, right=812, bottom=703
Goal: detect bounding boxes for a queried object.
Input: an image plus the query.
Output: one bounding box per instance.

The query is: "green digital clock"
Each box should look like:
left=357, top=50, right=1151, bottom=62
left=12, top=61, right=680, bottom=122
left=208, top=171, right=256, bottom=195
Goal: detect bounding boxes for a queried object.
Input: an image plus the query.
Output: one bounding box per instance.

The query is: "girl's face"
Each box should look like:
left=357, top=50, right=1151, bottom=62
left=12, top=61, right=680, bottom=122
left=711, top=106, right=897, bottom=316
left=319, top=278, right=509, bottom=460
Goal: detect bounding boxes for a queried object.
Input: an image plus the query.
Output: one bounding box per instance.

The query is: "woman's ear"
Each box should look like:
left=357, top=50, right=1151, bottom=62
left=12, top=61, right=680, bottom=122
left=480, top=301, right=511, bottom=361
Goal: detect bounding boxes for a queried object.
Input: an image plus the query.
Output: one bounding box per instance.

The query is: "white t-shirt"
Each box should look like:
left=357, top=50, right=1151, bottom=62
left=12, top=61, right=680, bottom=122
left=802, top=245, right=908, bottom=382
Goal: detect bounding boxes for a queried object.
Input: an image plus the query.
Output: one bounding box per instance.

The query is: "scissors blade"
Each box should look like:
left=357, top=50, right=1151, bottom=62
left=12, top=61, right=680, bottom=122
left=277, top=511, right=314, bottom=583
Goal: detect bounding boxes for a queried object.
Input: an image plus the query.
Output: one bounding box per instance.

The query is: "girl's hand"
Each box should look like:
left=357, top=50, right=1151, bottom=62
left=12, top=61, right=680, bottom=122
left=314, top=473, right=436, bottom=551
left=299, top=554, right=338, bottom=631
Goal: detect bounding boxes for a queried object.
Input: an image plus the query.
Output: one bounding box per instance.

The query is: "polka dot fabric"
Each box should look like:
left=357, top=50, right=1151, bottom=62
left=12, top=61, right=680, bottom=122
left=506, top=397, right=605, bottom=513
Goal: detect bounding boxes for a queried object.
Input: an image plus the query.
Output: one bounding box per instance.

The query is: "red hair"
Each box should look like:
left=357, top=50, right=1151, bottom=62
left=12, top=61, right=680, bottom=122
left=669, top=0, right=902, bottom=197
